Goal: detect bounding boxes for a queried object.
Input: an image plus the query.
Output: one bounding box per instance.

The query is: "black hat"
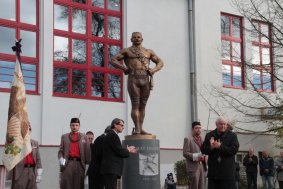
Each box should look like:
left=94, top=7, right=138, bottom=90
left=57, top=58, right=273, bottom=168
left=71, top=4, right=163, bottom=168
left=70, top=118, right=80, bottom=124
left=192, top=121, right=201, bottom=128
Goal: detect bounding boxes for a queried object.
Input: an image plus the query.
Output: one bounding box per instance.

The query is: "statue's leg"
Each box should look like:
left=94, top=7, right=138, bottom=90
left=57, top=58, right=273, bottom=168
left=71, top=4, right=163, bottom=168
left=128, top=76, right=141, bottom=134
left=140, top=78, right=150, bottom=135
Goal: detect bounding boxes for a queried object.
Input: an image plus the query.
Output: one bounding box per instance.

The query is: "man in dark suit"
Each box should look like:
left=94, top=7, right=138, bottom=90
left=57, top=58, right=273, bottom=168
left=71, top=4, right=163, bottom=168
left=100, top=118, right=137, bottom=189
left=58, top=118, right=91, bottom=189
left=12, top=126, right=43, bottom=189
left=88, top=125, right=112, bottom=189
left=201, top=117, right=239, bottom=189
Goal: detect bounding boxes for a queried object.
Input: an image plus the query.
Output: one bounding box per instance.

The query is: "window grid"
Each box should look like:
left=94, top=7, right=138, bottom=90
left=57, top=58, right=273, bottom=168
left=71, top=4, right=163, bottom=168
left=251, top=21, right=274, bottom=92
left=0, top=0, right=39, bottom=94
left=53, top=0, right=123, bottom=102
left=221, top=13, right=245, bottom=89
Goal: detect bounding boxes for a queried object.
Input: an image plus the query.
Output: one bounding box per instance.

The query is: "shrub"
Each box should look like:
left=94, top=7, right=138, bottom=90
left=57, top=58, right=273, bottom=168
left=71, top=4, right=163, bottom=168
left=174, top=159, right=190, bottom=186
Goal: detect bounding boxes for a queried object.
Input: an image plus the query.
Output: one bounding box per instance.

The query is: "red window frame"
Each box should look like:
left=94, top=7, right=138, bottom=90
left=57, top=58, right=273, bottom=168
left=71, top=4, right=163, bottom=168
left=251, top=20, right=274, bottom=92
left=221, top=13, right=245, bottom=89
left=0, top=0, right=40, bottom=95
left=53, top=0, right=124, bottom=102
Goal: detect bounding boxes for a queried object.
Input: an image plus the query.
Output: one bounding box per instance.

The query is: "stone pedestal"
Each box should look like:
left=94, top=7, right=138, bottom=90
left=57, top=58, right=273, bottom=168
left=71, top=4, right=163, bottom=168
left=122, top=136, right=160, bottom=189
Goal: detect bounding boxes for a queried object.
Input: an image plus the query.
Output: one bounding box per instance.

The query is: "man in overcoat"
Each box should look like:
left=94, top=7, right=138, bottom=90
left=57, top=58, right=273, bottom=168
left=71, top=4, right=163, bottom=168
left=58, top=118, right=91, bottom=189
left=183, top=121, right=206, bottom=189
left=88, top=125, right=111, bottom=189
left=201, top=117, right=239, bottom=189
left=100, top=118, right=137, bottom=189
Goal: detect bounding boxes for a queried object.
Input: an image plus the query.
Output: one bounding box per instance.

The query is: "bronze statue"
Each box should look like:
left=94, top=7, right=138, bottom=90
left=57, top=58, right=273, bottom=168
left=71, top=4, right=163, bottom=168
left=111, top=32, right=164, bottom=135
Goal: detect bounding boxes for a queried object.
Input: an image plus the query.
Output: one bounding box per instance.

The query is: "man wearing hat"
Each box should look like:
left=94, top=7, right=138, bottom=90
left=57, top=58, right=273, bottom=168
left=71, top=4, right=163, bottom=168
left=87, top=125, right=112, bottom=189
left=11, top=125, right=43, bottom=189
left=183, top=121, right=206, bottom=189
left=58, top=118, right=91, bottom=189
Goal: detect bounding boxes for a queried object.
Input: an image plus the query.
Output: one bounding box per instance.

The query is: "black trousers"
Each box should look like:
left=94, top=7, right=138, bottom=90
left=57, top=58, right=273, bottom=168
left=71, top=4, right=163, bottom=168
left=88, top=173, right=104, bottom=189
left=247, top=172, right=257, bottom=189
left=103, top=174, right=118, bottom=189
left=208, top=178, right=236, bottom=189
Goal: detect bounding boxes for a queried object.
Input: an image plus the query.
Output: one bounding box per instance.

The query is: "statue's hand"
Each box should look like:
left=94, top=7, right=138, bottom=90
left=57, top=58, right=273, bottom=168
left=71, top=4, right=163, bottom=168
left=124, top=68, right=130, bottom=75
left=147, top=68, right=154, bottom=76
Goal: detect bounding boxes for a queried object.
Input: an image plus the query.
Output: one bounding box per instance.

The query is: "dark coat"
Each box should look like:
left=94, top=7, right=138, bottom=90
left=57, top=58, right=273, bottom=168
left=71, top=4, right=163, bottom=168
left=259, top=156, right=274, bottom=176
left=201, top=129, right=239, bottom=180
left=87, top=133, right=106, bottom=175
left=100, top=130, right=130, bottom=176
left=243, top=154, right=258, bottom=173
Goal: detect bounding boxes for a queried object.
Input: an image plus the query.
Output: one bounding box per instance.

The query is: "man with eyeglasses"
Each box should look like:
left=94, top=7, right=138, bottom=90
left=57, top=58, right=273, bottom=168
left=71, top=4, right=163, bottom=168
left=100, top=118, right=138, bottom=189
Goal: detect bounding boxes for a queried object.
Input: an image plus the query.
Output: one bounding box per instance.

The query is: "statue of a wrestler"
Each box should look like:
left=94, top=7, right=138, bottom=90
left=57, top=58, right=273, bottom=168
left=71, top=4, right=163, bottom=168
left=111, top=32, right=164, bottom=135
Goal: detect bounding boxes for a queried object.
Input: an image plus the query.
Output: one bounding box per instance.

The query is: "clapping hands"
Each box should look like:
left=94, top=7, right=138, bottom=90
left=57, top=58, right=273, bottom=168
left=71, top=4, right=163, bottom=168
left=210, top=137, right=221, bottom=149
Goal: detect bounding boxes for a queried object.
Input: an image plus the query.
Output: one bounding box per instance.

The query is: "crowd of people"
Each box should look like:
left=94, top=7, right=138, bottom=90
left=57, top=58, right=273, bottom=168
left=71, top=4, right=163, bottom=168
left=182, top=116, right=283, bottom=189
left=8, top=117, right=137, bottom=189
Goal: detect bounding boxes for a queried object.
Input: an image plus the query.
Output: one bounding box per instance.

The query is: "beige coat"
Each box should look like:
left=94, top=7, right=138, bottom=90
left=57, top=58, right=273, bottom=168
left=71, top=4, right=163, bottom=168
left=13, top=139, right=42, bottom=180
left=183, top=136, right=206, bottom=189
left=58, top=132, right=91, bottom=169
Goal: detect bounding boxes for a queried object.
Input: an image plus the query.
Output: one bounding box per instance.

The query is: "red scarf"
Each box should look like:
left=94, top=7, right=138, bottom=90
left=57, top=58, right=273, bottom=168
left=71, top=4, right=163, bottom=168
left=193, top=135, right=202, bottom=148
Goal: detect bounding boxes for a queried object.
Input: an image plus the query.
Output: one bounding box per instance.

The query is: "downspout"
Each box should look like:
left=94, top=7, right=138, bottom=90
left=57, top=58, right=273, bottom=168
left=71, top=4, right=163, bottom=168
left=188, top=0, right=198, bottom=121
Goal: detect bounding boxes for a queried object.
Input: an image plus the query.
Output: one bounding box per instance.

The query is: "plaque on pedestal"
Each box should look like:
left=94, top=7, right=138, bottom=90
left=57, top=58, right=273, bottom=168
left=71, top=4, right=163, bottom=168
left=122, top=139, right=160, bottom=189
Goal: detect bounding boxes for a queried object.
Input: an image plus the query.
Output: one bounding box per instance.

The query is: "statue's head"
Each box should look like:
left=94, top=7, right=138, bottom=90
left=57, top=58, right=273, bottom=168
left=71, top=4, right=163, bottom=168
left=131, top=32, right=143, bottom=45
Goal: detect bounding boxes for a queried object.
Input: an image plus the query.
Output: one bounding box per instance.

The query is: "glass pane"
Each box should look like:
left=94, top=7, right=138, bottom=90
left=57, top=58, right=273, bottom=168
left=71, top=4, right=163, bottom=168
left=232, top=42, right=241, bottom=62
left=108, top=45, right=120, bottom=68
left=20, top=30, right=36, bottom=57
left=232, top=17, right=240, bottom=38
left=0, top=61, right=36, bottom=91
left=261, top=24, right=269, bottom=43
left=221, top=40, right=230, bottom=60
left=251, top=22, right=259, bottom=42
left=108, top=16, right=120, bottom=40
left=72, top=39, right=86, bottom=64
left=73, top=0, right=86, bottom=4
left=20, top=0, right=36, bottom=25
left=108, top=74, right=121, bottom=98
left=54, top=36, right=69, bottom=62
left=92, top=13, right=105, bottom=37
left=92, top=43, right=104, bottom=67
left=22, top=63, right=36, bottom=91
left=221, top=15, right=230, bottom=35
left=0, top=0, right=15, bottom=21
left=0, top=60, right=14, bottom=88
left=108, top=0, right=120, bottom=11
left=263, top=72, right=271, bottom=90
left=54, top=4, right=69, bottom=31
left=262, top=47, right=270, bottom=65
left=222, top=65, right=231, bottom=86
left=92, top=0, right=104, bottom=8
left=252, top=69, right=261, bottom=89
left=72, top=9, right=86, bottom=34
left=251, top=46, right=260, bottom=65
left=0, top=26, right=15, bottom=54
left=233, top=66, right=242, bottom=87
left=53, top=67, right=68, bottom=94
left=72, top=70, right=86, bottom=95
left=92, top=72, right=105, bottom=97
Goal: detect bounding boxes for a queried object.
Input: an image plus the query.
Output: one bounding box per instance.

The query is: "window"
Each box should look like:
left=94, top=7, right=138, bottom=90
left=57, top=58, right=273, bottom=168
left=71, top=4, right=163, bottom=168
left=221, top=13, right=244, bottom=89
left=53, top=0, right=123, bottom=101
left=251, top=21, right=274, bottom=92
left=0, top=0, right=39, bottom=94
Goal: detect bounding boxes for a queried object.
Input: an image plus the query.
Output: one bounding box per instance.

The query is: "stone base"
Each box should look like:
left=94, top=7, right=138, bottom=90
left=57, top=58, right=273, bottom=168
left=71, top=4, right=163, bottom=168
left=125, top=134, right=156, bottom=140
left=122, top=139, right=160, bottom=189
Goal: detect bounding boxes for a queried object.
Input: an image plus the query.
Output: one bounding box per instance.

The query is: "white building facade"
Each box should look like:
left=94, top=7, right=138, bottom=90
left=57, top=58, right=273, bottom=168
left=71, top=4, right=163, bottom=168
left=0, top=0, right=280, bottom=188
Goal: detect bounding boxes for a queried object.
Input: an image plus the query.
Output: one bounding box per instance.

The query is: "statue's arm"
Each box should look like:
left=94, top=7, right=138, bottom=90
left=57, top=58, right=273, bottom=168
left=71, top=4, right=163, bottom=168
left=148, top=49, right=164, bottom=75
left=110, top=49, right=129, bottom=74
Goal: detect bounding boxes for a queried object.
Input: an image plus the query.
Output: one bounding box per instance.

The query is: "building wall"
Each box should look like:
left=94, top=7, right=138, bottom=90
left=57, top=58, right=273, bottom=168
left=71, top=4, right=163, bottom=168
left=0, top=0, right=281, bottom=188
